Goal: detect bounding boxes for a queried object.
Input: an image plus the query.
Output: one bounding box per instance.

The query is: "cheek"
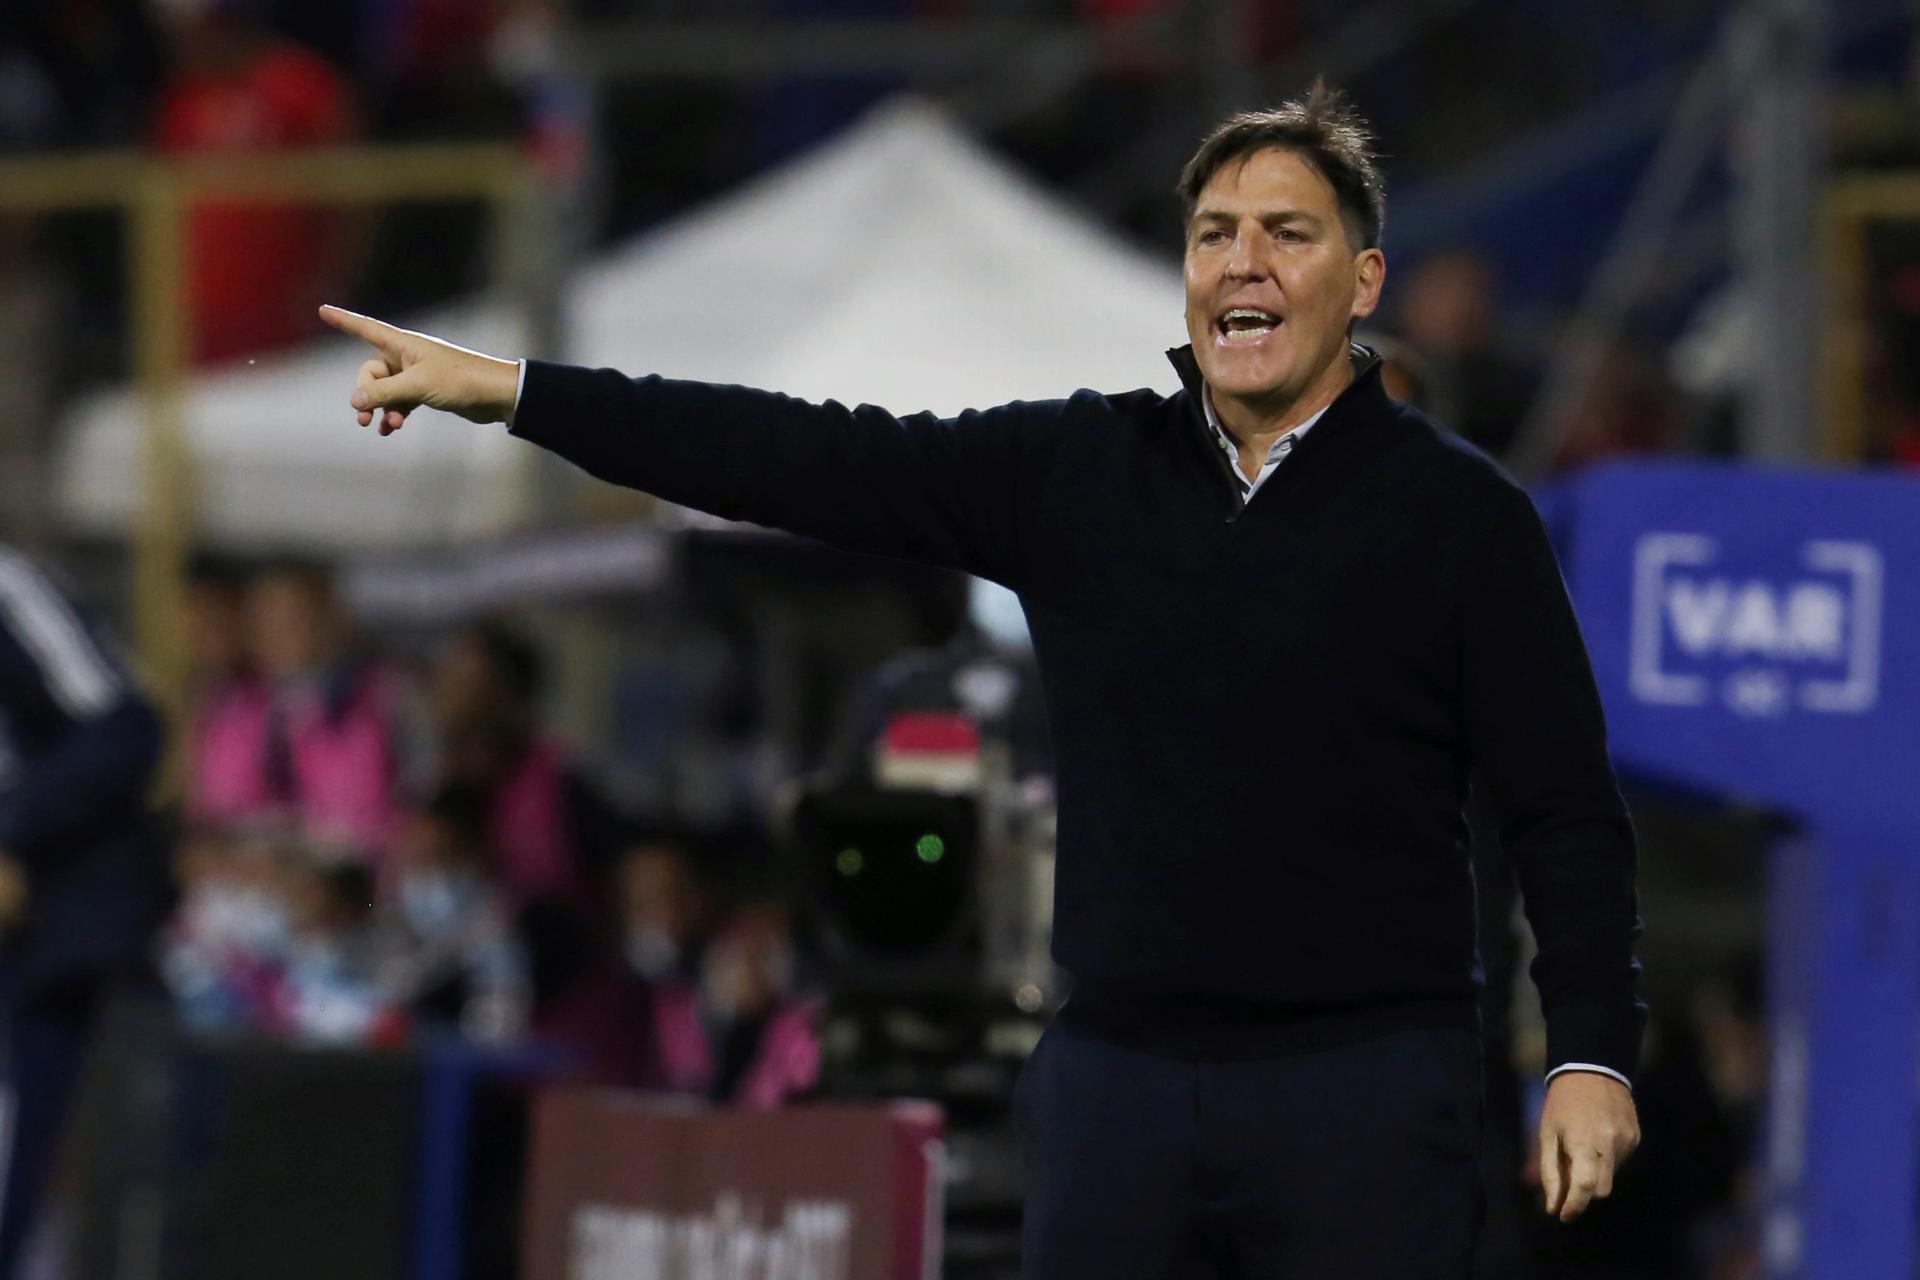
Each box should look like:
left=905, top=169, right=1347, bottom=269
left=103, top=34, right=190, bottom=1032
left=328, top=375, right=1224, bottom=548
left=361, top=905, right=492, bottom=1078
left=1287, top=272, right=1352, bottom=331
left=1182, top=271, right=1206, bottom=312
left=1184, top=253, right=1222, bottom=293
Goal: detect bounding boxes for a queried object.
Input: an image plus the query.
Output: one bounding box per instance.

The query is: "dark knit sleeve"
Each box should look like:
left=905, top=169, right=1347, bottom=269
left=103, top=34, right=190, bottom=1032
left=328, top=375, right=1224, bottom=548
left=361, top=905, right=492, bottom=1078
left=1456, top=483, right=1647, bottom=1082
left=509, top=360, right=1068, bottom=590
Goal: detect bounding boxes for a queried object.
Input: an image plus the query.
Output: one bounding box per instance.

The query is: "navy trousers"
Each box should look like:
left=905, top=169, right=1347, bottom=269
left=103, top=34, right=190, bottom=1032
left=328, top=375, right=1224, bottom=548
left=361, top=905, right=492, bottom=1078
left=1016, top=1018, right=1486, bottom=1280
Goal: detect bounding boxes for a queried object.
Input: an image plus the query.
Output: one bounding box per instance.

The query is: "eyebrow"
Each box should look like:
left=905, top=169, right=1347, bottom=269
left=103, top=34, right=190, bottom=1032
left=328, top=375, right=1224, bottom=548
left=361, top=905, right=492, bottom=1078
left=1190, top=207, right=1324, bottom=230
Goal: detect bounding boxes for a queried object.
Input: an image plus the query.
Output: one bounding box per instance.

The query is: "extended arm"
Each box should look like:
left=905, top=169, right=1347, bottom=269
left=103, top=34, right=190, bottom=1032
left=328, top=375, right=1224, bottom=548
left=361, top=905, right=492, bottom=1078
left=319, top=307, right=1064, bottom=587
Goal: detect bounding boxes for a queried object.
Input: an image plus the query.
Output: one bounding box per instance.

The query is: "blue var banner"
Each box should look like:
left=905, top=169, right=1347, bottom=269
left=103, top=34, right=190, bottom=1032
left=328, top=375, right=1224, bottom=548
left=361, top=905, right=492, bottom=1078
left=1539, top=459, right=1920, bottom=1280
left=1540, top=459, right=1917, bottom=831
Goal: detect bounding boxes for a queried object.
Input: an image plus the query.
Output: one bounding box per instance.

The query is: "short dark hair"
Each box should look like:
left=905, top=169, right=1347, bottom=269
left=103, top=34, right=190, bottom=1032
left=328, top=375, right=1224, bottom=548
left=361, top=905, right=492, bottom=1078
left=1176, top=82, right=1386, bottom=252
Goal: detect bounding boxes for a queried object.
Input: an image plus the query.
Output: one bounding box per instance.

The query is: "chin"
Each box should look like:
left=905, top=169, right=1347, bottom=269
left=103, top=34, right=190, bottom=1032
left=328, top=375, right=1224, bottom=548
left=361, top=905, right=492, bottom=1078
left=1203, top=362, right=1297, bottom=403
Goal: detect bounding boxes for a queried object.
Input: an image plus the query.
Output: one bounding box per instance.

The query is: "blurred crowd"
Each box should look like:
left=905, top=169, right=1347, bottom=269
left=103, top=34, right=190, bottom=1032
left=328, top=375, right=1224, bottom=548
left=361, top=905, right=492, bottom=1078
left=0, top=0, right=587, bottom=376
left=0, top=0, right=1798, bottom=476
left=166, top=558, right=821, bottom=1107
left=1365, top=243, right=1714, bottom=472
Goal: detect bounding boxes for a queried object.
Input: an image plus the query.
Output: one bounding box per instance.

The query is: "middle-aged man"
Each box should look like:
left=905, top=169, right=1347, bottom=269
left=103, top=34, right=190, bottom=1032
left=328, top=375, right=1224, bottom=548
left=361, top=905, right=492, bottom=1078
left=321, top=85, right=1642, bottom=1279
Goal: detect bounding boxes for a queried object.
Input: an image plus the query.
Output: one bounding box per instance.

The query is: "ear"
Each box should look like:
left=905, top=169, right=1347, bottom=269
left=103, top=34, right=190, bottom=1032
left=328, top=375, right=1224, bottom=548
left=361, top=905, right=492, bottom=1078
left=1351, top=248, right=1386, bottom=324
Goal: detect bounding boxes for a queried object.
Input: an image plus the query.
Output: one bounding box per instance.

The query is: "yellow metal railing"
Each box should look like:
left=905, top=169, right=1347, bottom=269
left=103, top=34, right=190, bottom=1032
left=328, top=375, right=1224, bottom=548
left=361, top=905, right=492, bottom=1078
left=1820, top=172, right=1920, bottom=464
left=0, top=145, right=538, bottom=725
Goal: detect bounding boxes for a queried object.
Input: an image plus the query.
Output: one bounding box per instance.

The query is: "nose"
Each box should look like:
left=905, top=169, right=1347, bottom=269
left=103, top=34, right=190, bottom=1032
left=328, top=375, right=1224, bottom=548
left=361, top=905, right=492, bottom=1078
left=1224, top=229, right=1267, bottom=282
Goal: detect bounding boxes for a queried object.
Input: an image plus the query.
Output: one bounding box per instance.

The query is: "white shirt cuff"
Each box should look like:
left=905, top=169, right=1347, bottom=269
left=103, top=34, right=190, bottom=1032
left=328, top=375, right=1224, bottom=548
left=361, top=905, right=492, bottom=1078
left=1546, top=1062, right=1633, bottom=1091
left=514, top=357, right=528, bottom=417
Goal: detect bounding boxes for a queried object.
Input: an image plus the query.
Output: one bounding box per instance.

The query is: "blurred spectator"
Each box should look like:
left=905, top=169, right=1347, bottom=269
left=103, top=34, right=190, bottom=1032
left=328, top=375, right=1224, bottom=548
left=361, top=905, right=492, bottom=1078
left=160, top=823, right=290, bottom=1032
left=428, top=620, right=636, bottom=1050
left=0, top=546, right=167, bottom=1280
left=148, top=0, right=360, bottom=364
left=616, top=870, right=820, bottom=1109
left=1, top=0, right=161, bottom=149
left=372, top=784, right=530, bottom=1043
left=191, top=561, right=410, bottom=860
left=184, top=556, right=251, bottom=696
left=183, top=556, right=265, bottom=825
left=250, top=560, right=409, bottom=853
left=691, top=900, right=821, bottom=1108
left=1390, top=248, right=1538, bottom=460
left=270, top=853, right=400, bottom=1044
left=378, top=0, right=504, bottom=109
left=617, top=834, right=716, bottom=988
left=626, top=835, right=732, bottom=1095
left=541, top=831, right=820, bottom=1109
left=491, top=0, right=590, bottom=185
left=429, top=621, right=626, bottom=909
left=531, top=832, right=717, bottom=1087
left=1549, top=338, right=1685, bottom=472
left=162, top=823, right=421, bottom=1047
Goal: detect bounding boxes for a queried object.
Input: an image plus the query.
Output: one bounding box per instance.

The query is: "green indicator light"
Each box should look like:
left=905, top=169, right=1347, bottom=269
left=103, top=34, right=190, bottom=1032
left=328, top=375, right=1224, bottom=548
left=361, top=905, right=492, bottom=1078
left=836, top=848, right=864, bottom=877
left=915, top=834, right=945, bottom=864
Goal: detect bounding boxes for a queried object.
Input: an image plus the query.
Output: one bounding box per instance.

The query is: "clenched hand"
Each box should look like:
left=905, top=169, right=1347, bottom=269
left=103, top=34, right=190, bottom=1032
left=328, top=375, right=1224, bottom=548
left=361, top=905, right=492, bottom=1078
left=1534, top=1071, right=1640, bottom=1223
left=318, top=305, right=522, bottom=434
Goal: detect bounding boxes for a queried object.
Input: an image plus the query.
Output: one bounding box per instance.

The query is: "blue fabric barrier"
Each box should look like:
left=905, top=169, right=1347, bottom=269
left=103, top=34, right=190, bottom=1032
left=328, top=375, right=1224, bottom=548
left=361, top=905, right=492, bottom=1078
left=1545, top=459, right=1920, bottom=1280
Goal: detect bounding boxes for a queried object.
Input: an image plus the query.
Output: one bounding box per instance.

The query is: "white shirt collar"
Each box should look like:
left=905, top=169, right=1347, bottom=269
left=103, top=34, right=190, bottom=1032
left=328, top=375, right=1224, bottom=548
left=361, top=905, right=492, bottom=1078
left=1202, top=389, right=1333, bottom=498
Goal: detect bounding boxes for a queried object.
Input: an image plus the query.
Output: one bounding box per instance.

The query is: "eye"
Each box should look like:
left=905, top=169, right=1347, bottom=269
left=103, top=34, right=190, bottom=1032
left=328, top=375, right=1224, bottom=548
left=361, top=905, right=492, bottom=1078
left=1196, top=228, right=1228, bottom=246
left=1276, top=227, right=1305, bottom=243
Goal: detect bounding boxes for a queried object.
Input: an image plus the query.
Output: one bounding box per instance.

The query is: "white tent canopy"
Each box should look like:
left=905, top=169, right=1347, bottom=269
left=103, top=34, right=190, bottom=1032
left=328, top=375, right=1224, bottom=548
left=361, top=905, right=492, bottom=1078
left=567, top=98, right=1185, bottom=413
left=55, top=306, right=531, bottom=554
left=55, top=99, right=1184, bottom=553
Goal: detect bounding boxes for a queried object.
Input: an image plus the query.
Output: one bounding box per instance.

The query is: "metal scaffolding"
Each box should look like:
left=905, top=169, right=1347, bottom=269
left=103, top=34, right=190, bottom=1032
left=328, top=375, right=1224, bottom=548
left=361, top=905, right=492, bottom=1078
left=0, top=145, right=540, bottom=724
left=1730, top=0, right=1825, bottom=464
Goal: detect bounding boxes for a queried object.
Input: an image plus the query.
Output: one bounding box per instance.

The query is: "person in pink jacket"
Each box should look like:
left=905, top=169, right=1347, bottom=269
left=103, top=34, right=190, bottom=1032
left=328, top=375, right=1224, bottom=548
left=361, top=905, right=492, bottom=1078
left=188, top=562, right=409, bottom=864
left=648, top=898, right=822, bottom=1110
left=427, top=623, right=628, bottom=911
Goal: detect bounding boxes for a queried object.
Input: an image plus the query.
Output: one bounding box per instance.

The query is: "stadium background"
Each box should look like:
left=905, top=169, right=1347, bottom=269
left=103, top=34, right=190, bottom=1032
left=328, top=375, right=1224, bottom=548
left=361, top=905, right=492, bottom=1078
left=0, top=0, right=1911, bottom=1276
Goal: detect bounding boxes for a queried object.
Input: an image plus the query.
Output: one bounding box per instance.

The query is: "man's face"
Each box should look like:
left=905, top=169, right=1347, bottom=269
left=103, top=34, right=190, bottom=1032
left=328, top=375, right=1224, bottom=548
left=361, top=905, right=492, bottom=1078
left=1183, top=147, right=1384, bottom=415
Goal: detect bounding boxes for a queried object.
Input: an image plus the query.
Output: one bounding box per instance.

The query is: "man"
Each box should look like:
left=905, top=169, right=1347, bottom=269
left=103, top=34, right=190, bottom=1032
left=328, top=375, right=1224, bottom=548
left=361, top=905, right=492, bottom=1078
left=320, top=84, right=1642, bottom=1278
left=150, top=0, right=359, bottom=365
left=1391, top=248, right=1536, bottom=461
left=0, top=547, right=166, bottom=1277
left=425, top=622, right=627, bottom=908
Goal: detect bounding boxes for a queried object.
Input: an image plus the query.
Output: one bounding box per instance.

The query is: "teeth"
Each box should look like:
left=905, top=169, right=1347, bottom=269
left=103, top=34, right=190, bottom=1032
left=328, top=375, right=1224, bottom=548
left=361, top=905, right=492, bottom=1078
left=1219, top=308, right=1279, bottom=342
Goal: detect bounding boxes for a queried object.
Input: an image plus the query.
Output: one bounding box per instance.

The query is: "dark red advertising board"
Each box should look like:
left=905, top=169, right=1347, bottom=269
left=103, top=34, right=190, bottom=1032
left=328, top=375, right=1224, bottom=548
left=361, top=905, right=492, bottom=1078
left=523, top=1091, right=946, bottom=1280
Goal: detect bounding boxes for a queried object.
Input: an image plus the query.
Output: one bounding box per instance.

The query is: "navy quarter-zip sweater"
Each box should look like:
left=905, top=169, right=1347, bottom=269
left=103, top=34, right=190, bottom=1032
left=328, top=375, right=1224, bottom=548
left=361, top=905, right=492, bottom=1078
left=512, top=343, right=1646, bottom=1079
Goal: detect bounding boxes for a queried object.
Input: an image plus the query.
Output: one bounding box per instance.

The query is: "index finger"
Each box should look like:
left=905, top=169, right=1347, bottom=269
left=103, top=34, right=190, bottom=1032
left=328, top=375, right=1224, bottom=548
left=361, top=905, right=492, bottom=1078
left=318, top=305, right=406, bottom=356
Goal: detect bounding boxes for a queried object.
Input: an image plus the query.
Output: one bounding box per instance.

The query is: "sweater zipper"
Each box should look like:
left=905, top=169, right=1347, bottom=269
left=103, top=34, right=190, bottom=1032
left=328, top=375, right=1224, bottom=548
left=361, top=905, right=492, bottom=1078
left=1191, top=403, right=1249, bottom=523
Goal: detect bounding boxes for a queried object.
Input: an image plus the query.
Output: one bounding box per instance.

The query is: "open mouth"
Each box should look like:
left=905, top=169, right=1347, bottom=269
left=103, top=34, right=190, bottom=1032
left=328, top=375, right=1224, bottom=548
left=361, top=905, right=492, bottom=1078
left=1216, top=308, right=1281, bottom=345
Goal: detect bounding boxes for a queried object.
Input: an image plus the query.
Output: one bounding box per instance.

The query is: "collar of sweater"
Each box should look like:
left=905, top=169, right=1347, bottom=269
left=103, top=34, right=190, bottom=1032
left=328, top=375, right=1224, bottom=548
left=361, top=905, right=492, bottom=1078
left=1164, top=340, right=1392, bottom=481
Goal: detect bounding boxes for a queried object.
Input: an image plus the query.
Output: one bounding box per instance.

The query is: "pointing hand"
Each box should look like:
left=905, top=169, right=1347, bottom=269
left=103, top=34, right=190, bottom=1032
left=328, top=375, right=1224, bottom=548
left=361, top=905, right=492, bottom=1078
left=318, top=305, right=522, bottom=435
